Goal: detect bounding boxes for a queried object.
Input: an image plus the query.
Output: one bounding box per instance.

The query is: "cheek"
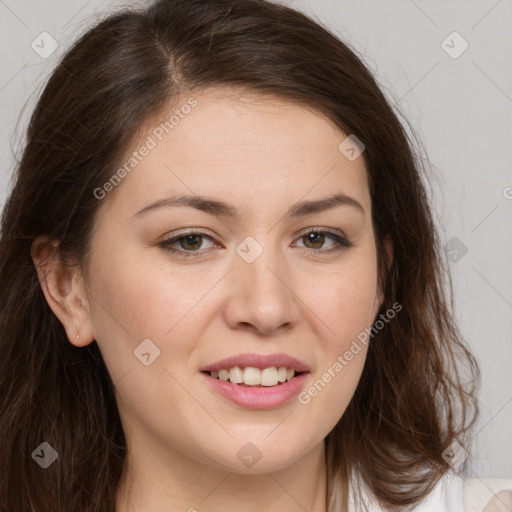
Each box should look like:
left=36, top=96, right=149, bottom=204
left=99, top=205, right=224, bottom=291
left=89, top=243, right=205, bottom=339
left=86, top=245, right=221, bottom=399
left=306, top=255, right=380, bottom=348
left=86, top=256, right=207, bottom=429
left=296, top=255, right=378, bottom=418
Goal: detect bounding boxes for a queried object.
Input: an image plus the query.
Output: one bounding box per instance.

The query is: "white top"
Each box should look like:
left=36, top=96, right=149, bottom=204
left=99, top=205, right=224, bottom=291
left=463, top=478, right=512, bottom=512
left=349, top=471, right=464, bottom=511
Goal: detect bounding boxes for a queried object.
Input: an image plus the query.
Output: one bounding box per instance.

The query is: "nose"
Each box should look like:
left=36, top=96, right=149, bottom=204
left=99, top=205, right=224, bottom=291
left=222, top=242, right=300, bottom=336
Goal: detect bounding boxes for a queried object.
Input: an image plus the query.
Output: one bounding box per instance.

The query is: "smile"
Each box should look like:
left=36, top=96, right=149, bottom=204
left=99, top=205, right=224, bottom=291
left=206, top=366, right=300, bottom=387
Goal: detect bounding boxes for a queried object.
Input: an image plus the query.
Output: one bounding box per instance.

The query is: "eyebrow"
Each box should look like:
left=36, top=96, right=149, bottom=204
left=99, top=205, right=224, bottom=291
left=133, top=192, right=364, bottom=219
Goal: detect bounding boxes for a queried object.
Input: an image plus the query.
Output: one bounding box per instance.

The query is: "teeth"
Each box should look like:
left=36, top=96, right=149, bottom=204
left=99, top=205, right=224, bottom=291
left=208, top=366, right=297, bottom=386
left=261, top=367, right=279, bottom=386
left=229, top=366, right=244, bottom=384
left=244, top=366, right=261, bottom=385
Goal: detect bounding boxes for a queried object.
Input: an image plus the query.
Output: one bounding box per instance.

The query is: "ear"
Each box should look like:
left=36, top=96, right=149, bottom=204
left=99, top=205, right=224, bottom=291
left=31, top=235, right=95, bottom=347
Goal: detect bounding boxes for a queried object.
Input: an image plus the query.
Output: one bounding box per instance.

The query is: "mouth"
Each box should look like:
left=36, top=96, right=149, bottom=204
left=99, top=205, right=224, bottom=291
left=200, top=367, right=310, bottom=409
left=199, top=353, right=310, bottom=408
left=201, top=366, right=307, bottom=387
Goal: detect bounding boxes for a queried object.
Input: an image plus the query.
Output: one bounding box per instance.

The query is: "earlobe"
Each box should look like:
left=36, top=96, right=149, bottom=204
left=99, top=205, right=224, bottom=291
left=31, top=235, right=95, bottom=347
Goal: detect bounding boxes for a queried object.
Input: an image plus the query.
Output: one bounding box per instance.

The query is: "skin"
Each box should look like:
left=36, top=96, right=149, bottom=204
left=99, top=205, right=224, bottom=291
left=31, top=88, right=387, bottom=512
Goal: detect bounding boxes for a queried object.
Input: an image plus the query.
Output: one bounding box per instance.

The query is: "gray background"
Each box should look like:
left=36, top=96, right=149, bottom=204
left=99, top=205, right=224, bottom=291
left=1, top=0, right=510, bottom=479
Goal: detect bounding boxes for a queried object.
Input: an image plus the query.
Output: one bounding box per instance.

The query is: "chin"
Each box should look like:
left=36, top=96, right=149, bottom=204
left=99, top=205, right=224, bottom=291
left=203, top=441, right=307, bottom=475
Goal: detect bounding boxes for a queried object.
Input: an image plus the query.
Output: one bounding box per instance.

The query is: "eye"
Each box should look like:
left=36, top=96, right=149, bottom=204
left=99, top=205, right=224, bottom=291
left=158, top=229, right=216, bottom=257
left=293, top=228, right=351, bottom=254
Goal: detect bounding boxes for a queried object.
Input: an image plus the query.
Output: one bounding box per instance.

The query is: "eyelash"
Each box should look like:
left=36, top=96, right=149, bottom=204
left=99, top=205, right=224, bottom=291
left=158, top=228, right=352, bottom=258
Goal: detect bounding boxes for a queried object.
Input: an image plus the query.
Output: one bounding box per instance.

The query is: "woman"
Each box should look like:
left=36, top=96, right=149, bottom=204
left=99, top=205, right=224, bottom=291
left=0, top=0, right=479, bottom=510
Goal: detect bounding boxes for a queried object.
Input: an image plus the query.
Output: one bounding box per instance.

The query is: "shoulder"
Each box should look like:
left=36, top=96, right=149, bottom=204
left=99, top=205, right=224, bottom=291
left=349, top=471, right=464, bottom=512
left=413, top=471, right=464, bottom=511
left=349, top=473, right=512, bottom=511
left=463, top=478, right=512, bottom=512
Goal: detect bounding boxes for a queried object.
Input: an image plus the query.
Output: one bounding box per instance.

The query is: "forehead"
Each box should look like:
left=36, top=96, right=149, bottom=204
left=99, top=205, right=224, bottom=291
left=97, top=88, right=370, bottom=220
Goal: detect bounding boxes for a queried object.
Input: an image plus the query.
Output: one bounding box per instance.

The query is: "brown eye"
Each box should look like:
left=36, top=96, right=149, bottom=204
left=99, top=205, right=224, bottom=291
left=158, top=230, right=216, bottom=257
left=295, top=229, right=351, bottom=254
left=302, top=232, right=326, bottom=249
left=177, top=234, right=204, bottom=251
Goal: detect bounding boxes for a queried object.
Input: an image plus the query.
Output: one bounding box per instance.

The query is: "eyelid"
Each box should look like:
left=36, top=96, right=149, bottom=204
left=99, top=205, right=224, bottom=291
left=163, top=227, right=216, bottom=238
left=295, top=226, right=348, bottom=239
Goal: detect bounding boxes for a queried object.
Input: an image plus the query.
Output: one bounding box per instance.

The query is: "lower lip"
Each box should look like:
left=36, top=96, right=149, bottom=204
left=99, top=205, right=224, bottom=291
left=201, top=372, right=309, bottom=409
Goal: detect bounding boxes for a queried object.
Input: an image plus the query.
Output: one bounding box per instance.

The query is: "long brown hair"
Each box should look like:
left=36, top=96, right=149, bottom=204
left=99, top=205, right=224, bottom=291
left=0, top=0, right=479, bottom=510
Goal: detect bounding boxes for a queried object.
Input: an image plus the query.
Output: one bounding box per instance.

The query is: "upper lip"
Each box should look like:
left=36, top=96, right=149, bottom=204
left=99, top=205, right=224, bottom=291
left=200, top=353, right=310, bottom=373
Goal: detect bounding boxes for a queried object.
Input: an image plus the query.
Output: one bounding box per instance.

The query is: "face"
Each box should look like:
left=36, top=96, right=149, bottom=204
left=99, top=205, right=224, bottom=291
left=76, top=89, right=382, bottom=474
